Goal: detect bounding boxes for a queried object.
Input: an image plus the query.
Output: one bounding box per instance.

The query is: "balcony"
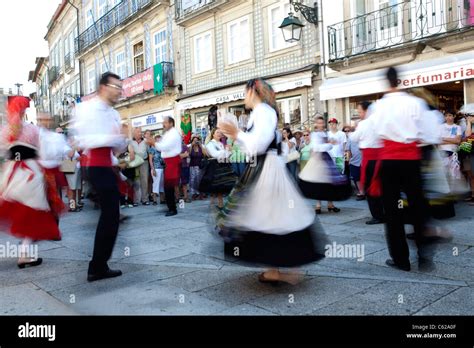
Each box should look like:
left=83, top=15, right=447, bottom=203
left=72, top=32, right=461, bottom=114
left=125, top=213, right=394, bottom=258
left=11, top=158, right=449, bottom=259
left=75, top=0, right=153, bottom=56
left=328, top=0, right=474, bottom=61
left=64, top=53, right=74, bottom=72
left=175, top=0, right=229, bottom=25
left=48, top=66, right=60, bottom=84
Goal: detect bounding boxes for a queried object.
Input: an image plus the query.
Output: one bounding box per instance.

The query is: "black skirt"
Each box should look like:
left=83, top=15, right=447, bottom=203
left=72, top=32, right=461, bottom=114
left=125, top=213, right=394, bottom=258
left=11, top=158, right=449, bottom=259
left=199, top=159, right=238, bottom=194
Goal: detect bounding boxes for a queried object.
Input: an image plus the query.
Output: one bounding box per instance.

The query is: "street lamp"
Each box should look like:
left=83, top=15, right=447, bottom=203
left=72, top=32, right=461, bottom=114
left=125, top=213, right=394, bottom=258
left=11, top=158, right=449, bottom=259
left=280, top=0, right=319, bottom=43
left=279, top=13, right=304, bottom=43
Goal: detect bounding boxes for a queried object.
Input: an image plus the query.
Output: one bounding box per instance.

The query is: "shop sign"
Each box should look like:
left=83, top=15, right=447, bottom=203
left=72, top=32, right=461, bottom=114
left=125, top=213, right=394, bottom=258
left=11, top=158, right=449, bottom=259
left=131, top=109, right=173, bottom=128
left=122, top=68, right=154, bottom=98
left=397, top=66, right=474, bottom=88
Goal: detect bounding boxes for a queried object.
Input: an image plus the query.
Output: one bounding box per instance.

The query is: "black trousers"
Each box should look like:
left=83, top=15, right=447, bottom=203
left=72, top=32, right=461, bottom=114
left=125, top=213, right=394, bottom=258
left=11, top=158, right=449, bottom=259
left=87, top=167, right=120, bottom=274
left=164, top=184, right=177, bottom=213
left=381, top=160, right=426, bottom=266
left=364, top=160, right=384, bottom=220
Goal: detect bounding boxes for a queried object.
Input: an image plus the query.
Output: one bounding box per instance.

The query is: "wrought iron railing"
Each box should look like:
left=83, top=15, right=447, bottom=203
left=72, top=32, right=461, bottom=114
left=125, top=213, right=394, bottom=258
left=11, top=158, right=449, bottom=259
left=64, top=53, right=74, bottom=72
left=75, top=0, right=153, bottom=55
left=48, top=66, right=60, bottom=84
left=175, top=0, right=220, bottom=21
left=328, top=0, right=474, bottom=61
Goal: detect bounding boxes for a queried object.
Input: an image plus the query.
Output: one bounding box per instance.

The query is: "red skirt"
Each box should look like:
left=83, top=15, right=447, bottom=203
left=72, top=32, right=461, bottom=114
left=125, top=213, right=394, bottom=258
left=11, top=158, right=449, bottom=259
left=52, top=167, right=68, bottom=188
left=0, top=200, right=61, bottom=240
left=164, top=156, right=181, bottom=188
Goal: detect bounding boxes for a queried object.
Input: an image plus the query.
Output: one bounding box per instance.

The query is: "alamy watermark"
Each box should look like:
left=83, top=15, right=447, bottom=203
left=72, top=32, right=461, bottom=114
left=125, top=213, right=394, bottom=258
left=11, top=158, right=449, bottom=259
left=325, top=242, right=365, bottom=262
left=0, top=242, right=38, bottom=259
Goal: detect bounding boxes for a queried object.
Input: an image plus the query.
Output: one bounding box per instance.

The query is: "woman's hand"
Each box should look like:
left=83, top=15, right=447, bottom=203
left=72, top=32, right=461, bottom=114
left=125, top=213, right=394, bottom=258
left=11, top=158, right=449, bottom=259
left=219, top=122, right=239, bottom=140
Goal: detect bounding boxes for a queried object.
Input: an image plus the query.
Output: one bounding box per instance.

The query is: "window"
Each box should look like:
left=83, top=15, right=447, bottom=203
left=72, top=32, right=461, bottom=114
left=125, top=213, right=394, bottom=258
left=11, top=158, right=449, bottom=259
left=100, top=61, right=108, bottom=75
left=69, top=30, right=75, bottom=60
left=379, top=0, right=398, bottom=29
left=133, top=41, right=144, bottom=74
left=269, top=2, right=294, bottom=52
left=85, top=6, right=94, bottom=28
left=193, top=31, right=213, bottom=74
left=116, top=51, right=126, bottom=79
left=153, top=29, right=167, bottom=64
left=98, top=0, right=108, bottom=18
left=227, top=16, right=250, bottom=64
left=277, top=96, right=302, bottom=125
left=87, top=68, right=96, bottom=93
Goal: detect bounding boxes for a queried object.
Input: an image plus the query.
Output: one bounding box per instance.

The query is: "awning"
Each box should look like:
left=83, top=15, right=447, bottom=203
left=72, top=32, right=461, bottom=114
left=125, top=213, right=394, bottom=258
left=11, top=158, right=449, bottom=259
left=177, top=70, right=313, bottom=110
left=319, top=51, right=474, bottom=101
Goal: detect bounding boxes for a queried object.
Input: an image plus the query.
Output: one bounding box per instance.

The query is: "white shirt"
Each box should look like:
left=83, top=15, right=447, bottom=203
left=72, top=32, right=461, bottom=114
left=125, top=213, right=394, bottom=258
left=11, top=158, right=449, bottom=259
left=439, top=123, right=462, bottom=152
left=131, top=139, right=148, bottom=159
left=370, top=92, right=428, bottom=144
left=327, top=130, right=346, bottom=158
left=281, top=137, right=297, bottom=157
left=310, top=131, right=332, bottom=152
left=38, top=128, right=71, bottom=168
left=154, top=127, right=181, bottom=158
left=73, top=97, right=126, bottom=151
left=418, top=109, right=443, bottom=146
left=350, top=118, right=382, bottom=149
left=236, top=103, right=277, bottom=156
left=206, top=139, right=230, bottom=160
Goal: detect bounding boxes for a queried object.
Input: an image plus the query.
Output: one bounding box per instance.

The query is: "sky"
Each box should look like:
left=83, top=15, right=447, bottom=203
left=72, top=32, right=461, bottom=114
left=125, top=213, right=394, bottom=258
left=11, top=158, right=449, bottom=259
left=0, top=0, right=62, bottom=96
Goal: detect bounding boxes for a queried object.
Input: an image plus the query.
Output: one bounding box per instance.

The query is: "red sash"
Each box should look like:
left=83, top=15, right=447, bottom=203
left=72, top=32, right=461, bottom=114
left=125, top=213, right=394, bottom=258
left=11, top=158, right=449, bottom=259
left=380, top=140, right=421, bottom=160
left=164, top=155, right=181, bottom=188
left=87, top=147, right=112, bottom=167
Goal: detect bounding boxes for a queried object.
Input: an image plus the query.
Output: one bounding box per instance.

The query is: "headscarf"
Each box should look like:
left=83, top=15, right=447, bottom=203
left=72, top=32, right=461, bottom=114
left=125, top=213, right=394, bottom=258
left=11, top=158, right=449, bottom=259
left=6, top=96, right=30, bottom=143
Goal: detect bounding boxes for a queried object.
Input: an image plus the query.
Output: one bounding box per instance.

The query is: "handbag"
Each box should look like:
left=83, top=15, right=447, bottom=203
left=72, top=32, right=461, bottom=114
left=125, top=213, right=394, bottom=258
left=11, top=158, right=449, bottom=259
left=126, top=155, right=145, bottom=168
left=60, top=159, right=77, bottom=173
left=286, top=150, right=300, bottom=163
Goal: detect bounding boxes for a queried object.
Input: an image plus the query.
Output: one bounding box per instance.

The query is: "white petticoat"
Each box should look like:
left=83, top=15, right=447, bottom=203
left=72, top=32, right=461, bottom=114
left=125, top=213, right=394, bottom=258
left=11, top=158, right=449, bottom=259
left=226, top=151, right=315, bottom=235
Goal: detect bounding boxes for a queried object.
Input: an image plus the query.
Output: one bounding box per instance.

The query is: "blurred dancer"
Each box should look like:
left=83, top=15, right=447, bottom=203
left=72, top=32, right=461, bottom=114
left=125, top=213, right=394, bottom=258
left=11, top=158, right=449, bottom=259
left=218, top=79, right=327, bottom=285
left=74, top=72, right=127, bottom=282
left=301, top=117, right=346, bottom=214
left=37, top=112, right=69, bottom=224
left=350, top=101, right=385, bottom=225
left=370, top=67, right=430, bottom=272
left=0, top=97, right=62, bottom=268
left=147, top=116, right=182, bottom=217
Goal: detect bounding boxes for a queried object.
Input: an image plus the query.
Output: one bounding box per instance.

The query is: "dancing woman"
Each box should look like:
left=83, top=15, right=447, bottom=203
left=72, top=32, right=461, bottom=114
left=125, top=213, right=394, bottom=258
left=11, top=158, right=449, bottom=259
left=0, top=97, right=63, bottom=268
left=218, top=79, right=327, bottom=285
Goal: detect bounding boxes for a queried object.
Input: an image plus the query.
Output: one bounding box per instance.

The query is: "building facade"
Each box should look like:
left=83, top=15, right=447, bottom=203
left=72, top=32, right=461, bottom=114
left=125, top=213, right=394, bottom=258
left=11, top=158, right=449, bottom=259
left=44, top=0, right=82, bottom=127
left=76, top=0, right=177, bottom=132
left=28, top=57, right=51, bottom=115
left=320, top=0, right=474, bottom=125
left=174, top=0, right=324, bottom=135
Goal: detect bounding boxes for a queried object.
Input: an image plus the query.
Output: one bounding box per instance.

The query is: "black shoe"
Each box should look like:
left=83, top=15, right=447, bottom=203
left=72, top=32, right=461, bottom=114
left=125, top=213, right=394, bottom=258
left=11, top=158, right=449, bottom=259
left=87, top=269, right=122, bottom=282
left=153, top=201, right=158, bottom=206
left=165, top=211, right=177, bottom=217
left=119, top=214, right=130, bottom=223
left=315, top=208, right=321, bottom=214
left=366, top=218, right=384, bottom=225
left=356, top=194, right=366, bottom=201
left=385, top=259, right=410, bottom=272
left=328, top=206, right=340, bottom=213
left=142, top=201, right=150, bottom=206
left=18, top=258, right=43, bottom=269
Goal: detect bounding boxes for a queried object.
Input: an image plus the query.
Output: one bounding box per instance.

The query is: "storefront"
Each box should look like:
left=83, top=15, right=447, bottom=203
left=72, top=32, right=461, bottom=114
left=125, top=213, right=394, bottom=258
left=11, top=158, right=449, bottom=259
left=320, top=51, right=474, bottom=122
left=176, top=70, right=314, bottom=134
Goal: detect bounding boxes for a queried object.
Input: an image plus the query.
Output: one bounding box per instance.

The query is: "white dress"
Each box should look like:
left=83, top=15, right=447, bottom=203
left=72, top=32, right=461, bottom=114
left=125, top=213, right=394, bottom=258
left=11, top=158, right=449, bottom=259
left=215, top=102, right=328, bottom=267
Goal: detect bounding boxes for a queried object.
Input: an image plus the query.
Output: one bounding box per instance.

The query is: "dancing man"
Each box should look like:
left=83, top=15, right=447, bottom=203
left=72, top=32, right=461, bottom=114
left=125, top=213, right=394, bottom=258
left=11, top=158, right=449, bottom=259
left=73, top=72, right=127, bottom=282
left=147, top=116, right=182, bottom=217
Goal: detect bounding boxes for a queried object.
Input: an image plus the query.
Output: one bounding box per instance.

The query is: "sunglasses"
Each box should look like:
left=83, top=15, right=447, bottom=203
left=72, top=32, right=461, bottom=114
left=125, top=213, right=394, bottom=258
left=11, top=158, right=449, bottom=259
left=303, top=134, right=310, bottom=136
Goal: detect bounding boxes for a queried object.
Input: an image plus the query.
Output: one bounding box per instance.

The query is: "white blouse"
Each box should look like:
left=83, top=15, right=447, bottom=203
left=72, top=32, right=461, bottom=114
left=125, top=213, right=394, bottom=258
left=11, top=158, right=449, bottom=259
left=236, top=103, right=277, bottom=156
left=206, top=139, right=230, bottom=160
